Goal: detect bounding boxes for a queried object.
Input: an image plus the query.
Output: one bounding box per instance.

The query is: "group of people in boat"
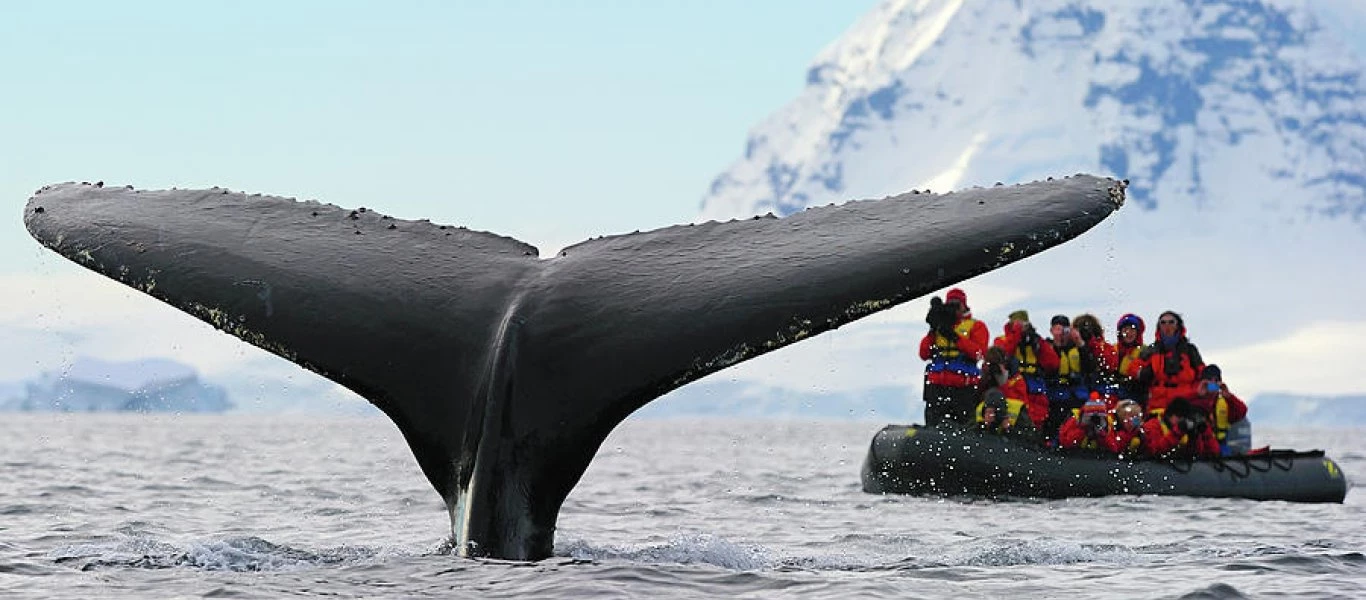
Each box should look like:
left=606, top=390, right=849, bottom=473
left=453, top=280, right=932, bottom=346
left=918, top=287, right=1250, bottom=458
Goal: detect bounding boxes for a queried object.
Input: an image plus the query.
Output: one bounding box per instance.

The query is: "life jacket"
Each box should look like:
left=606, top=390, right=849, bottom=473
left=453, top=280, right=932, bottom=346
left=926, top=318, right=982, bottom=378
left=975, top=397, right=1029, bottom=429
left=1117, top=344, right=1143, bottom=380
left=1121, top=432, right=1142, bottom=452
left=1048, top=344, right=1083, bottom=386
left=1012, top=345, right=1048, bottom=394
left=1067, top=408, right=1114, bottom=450
left=1212, top=393, right=1232, bottom=441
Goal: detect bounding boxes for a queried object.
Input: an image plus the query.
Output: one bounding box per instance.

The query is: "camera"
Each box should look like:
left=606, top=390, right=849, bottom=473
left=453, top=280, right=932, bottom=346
left=1178, top=412, right=1207, bottom=435
left=1084, top=412, right=1107, bottom=431
left=1205, top=382, right=1219, bottom=394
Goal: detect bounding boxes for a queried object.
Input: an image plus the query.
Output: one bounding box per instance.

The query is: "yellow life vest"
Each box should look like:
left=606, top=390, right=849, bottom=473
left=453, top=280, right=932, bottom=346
left=975, top=397, right=1029, bottom=428
left=1117, top=345, right=1142, bottom=379
left=1014, top=344, right=1040, bottom=375
left=933, top=318, right=979, bottom=358
left=1213, top=394, right=1231, bottom=441
left=1056, top=346, right=1082, bottom=379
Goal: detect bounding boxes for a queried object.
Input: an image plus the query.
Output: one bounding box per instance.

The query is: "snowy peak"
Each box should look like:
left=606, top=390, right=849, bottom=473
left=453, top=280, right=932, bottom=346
left=699, top=0, right=1366, bottom=226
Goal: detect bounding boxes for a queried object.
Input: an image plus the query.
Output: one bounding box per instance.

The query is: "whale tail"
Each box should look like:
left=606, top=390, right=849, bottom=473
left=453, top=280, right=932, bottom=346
left=24, top=175, right=1124, bottom=559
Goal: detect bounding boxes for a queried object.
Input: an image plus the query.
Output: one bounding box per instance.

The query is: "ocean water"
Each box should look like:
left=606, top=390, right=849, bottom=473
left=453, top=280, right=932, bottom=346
left=0, top=415, right=1360, bottom=599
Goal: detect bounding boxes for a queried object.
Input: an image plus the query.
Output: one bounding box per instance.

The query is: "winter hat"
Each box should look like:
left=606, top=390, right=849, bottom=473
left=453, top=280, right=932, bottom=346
left=946, top=288, right=968, bottom=309
left=1081, top=392, right=1107, bottom=414
left=1117, top=313, right=1145, bottom=335
left=1202, top=364, right=1222, bottom=382
left=1050, top=314, right=1070, bottom=327
left=1008, top=309, right=1030, bottom=323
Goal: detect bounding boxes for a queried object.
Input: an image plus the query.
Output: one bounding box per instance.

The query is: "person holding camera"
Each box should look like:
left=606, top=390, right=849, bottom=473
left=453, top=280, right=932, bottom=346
left=1043, top=315, right=1097, bottom=439
left=1139, top=397, right=1221, bottom=458
left=975, top=387, right=1042, bottom=443
left=1072, top=314, right=1118, bottom=401
left=1057, top=392, right=1112, bottom=450
left=1191, top=364, right=1250, bottom=455
left=991, top=309, right=1058, bottom=427
left=918, top=288, right=989, bottom=427
left=1114, top=314, right=1148, bottom=404
left=1135, top=310, right=1204, bottom=416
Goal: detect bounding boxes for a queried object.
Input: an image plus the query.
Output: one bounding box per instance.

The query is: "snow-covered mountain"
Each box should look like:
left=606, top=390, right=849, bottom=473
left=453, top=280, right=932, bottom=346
left=671, top=0, right=1366, bottom=413
left=701, top=0, right=1364, bottom=224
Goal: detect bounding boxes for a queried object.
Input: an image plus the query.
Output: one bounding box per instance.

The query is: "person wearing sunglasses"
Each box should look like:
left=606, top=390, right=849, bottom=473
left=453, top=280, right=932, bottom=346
left=1113, top=314, right=1148, bottom=405
left=1135, top=310, right=1205, bottom=416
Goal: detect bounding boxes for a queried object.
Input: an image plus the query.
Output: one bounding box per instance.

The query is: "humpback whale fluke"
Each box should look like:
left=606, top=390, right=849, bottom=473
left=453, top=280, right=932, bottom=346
left=23, top=175, right=1125, bottom=560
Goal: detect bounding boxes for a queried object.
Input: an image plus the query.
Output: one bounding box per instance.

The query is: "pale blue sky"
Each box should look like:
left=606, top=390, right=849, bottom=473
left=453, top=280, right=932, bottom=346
left=4, top=1, right=1363, bottom=271
left=0, top=0, right=879, bottom=270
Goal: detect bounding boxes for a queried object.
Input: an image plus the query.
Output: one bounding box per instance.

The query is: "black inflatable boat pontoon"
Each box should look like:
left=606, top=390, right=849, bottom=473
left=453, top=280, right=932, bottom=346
left=861, top=425, right=1348, bottom=503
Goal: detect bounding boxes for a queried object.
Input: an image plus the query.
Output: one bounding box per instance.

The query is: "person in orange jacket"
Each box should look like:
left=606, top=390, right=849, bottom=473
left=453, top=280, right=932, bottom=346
left=918, top=288, right=989, bottom=427
left=991, top=309, right=1058, bottom=427
left=1058, top=392, right=1112, bottom=450
left=1139, top=398, right=1221, bottom=458
left=1073, top=313, right=1118, bottom=403
left=1113, top=314, right=1147, bottom=404
left=1098, top=400, right=1146, bottom=455
left=1190, top=364, right=1249, bottom=454
left=1135, top=310, right=1204, bottom=416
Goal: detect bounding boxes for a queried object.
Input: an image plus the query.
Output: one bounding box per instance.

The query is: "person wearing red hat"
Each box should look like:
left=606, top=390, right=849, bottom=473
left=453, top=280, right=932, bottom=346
left=1135, top=310, right=1205, bottom=416
left=1114, top=314, right=1148, bottom=404
left=1058, top=392, right=1113, bottom=450
left=918, top=287, right=990, bottom=427
left=991, top=310, right=1058, bottom=427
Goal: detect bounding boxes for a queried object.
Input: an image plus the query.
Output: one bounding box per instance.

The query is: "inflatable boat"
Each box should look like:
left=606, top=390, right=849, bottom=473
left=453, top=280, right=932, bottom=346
left=860, top=425, right=1348, bottom=503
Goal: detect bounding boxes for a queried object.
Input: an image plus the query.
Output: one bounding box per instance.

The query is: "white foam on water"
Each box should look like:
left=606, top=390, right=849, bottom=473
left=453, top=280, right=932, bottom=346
left=49, top=534, right=406, bottom=572
left=560, top=533, right=774, bottom=571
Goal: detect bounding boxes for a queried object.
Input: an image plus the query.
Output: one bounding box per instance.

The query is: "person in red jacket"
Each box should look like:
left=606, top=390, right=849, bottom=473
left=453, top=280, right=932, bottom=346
left=1190, top=364, right=1249, bottom=454
left=1140, top=398, right=1221, bottom=458
left=1058, top=392, right=1112, bottom=450
left=991, top=309, right=1058, bottom=427
left=918, top=288, right=989, bottom=427
left=1098, top=400, right=1145, bottom=455
left=1136, top=310, right=1204, bottom=416
left=1073, top=313, right=1118, bottom=403
left=974, top=348, right=1042, bottom=444
left=1114, top=314, right=1147, bottom=404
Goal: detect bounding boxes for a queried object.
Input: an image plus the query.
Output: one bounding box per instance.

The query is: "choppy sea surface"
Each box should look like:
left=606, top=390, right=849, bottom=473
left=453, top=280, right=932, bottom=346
left=0, top=415, right=1360, bottom=599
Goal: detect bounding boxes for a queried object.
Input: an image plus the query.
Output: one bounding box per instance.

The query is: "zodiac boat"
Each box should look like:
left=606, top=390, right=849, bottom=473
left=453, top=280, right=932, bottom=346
left=860, top=424, right=1348, bottom=503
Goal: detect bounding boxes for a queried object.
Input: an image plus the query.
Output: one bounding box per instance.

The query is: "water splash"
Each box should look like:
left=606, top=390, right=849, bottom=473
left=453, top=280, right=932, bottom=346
left=560, top=533, right=773, bottom=571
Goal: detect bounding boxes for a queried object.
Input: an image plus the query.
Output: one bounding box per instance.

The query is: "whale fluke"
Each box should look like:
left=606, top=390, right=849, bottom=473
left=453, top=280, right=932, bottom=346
left=24, top=175, right=1124, bottom=559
